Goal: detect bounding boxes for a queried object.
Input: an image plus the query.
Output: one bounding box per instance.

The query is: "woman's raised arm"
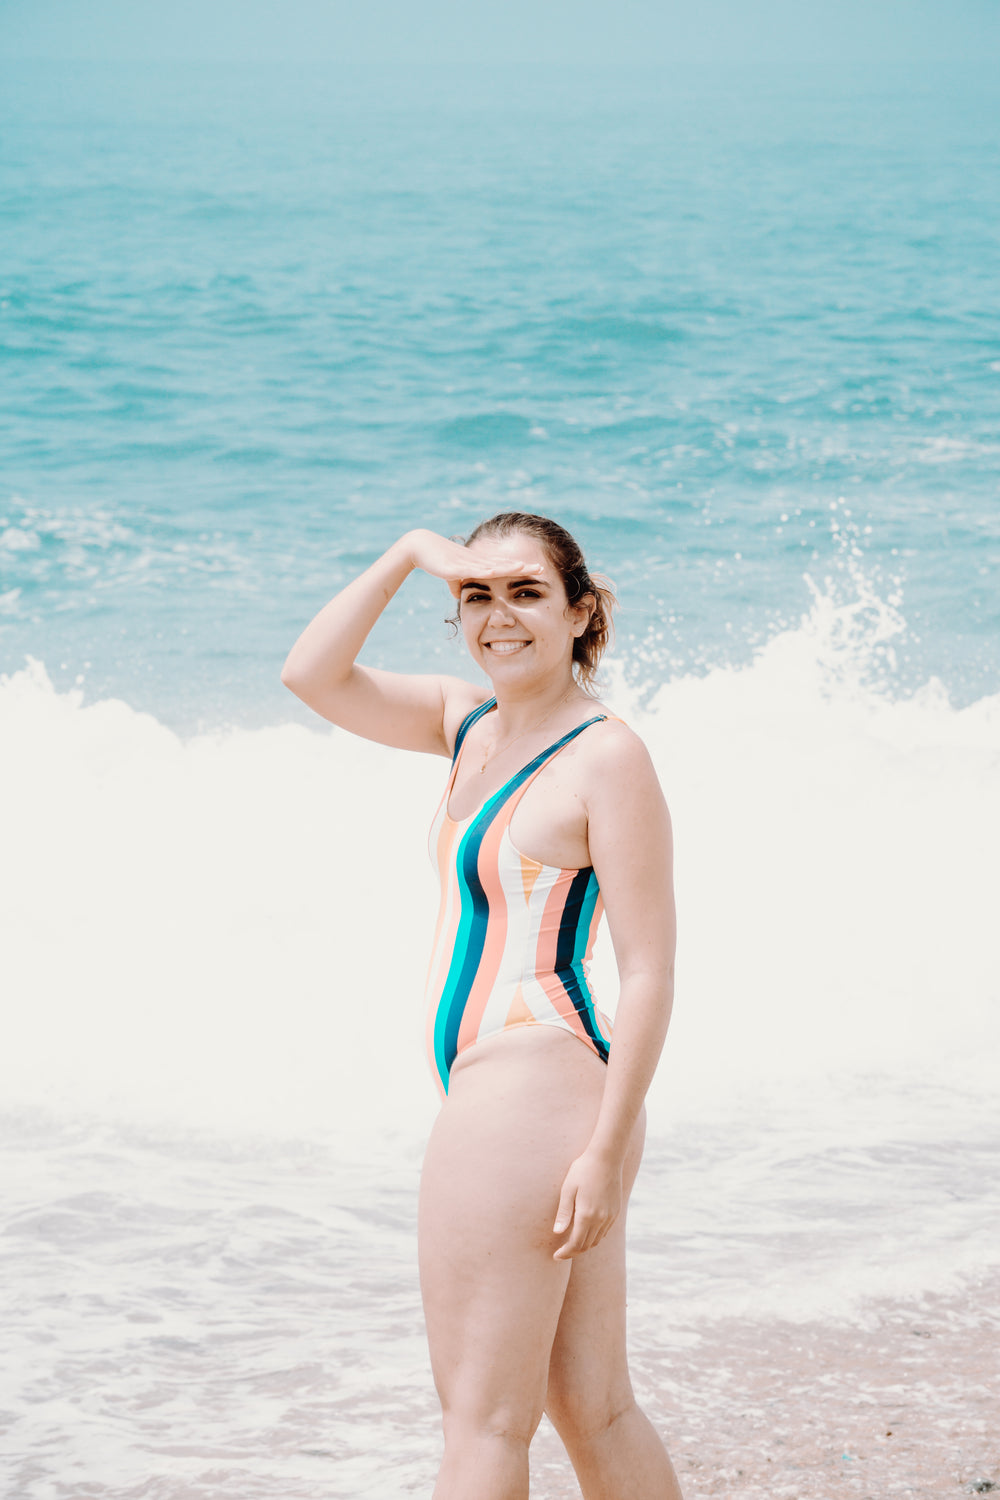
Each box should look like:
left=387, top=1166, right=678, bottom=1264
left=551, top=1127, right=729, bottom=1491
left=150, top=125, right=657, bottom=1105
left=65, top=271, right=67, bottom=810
left=280, top=528, right=536, bottom=755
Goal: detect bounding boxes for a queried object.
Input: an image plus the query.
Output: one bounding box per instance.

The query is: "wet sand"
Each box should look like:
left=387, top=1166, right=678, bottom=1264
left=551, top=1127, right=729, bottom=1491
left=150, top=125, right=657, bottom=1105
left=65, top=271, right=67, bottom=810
left=530, top=1269, right=1000, bottom=1499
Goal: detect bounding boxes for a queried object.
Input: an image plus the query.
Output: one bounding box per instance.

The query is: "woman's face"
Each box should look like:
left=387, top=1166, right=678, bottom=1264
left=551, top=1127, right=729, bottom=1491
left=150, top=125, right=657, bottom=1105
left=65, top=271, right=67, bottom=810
left=457, top=532, right=589, bottom=686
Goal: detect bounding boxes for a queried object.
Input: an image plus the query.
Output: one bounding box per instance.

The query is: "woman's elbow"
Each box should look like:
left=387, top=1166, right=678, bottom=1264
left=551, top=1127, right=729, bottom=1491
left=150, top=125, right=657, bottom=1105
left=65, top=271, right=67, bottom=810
left=280, top=656, right=313, bottom=700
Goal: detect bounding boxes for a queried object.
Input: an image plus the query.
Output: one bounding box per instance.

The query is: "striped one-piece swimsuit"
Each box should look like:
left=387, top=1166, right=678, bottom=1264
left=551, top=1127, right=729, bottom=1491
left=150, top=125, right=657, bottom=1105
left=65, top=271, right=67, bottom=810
left=425, top=697, right=614, bottom=1097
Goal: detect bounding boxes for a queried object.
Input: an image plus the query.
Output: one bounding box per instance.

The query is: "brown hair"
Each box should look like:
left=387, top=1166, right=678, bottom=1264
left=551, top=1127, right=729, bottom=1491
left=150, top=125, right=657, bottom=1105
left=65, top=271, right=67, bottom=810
left=462, top=511, right=617, bottom=694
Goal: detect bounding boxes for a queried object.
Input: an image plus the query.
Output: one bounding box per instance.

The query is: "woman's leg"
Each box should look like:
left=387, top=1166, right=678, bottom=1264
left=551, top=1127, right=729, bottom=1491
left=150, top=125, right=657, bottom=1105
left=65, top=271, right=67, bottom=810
left=544, top=1117, right=685, bottom=1499
left=418, top=1032, right=608, bottom=1500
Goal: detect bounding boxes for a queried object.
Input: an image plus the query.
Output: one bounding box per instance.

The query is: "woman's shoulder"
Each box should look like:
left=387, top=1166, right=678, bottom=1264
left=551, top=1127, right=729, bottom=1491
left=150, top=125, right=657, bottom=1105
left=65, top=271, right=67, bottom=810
left=580, top=709, right=663, bottom=790
left=586, top=704, right=647, bottom=754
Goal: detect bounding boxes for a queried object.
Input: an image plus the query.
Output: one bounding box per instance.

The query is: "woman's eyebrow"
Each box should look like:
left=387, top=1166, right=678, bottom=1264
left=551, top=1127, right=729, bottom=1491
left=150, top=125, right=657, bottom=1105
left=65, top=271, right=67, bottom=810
left=460, top=576, right=549, bottom=590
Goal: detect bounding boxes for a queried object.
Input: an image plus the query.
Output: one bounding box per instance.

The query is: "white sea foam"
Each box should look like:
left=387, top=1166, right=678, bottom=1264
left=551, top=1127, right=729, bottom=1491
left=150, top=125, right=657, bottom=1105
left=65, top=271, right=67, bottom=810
left=3, top=576, right=998, bottom=1151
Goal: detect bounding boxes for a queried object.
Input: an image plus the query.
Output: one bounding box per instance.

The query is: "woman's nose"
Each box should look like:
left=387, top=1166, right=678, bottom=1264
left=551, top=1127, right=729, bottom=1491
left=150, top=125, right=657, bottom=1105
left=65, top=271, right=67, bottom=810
left=488, top=599, right=516, bottom=625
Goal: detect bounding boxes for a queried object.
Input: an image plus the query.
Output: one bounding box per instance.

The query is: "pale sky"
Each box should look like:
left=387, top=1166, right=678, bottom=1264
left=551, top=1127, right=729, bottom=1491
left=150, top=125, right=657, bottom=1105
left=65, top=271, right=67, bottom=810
left=4, top=0, right=1000, bottom=65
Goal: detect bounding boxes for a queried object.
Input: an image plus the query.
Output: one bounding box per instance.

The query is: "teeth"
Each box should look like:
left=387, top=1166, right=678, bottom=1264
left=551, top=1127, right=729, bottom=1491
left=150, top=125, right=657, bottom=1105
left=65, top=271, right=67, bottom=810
left=487, top=641, right=528, bottom=654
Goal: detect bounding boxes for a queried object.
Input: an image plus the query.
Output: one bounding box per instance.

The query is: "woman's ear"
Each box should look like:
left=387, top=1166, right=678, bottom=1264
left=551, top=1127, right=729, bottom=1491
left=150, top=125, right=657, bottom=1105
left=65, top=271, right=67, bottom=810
left=570, top=594, right=595, bottom=638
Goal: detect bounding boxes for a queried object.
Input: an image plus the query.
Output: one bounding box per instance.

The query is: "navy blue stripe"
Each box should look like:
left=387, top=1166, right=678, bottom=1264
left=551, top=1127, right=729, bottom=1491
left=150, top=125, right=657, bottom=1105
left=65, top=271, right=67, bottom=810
left=553, top=868, right=610, bottom=1062
left=451, top=697, right=497, bottom=762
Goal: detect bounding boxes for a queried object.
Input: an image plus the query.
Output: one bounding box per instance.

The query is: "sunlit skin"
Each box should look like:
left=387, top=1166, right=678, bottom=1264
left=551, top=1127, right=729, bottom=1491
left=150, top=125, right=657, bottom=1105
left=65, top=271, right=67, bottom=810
left=455, top=537, right=591, bottom=708
left=282, top=526, right=682, bottom=1499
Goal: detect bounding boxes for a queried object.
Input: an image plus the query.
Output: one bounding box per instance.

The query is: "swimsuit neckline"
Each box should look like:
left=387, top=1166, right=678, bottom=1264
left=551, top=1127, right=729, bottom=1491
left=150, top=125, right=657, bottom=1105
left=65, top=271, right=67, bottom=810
left=444, top=699, right=607, bottom=829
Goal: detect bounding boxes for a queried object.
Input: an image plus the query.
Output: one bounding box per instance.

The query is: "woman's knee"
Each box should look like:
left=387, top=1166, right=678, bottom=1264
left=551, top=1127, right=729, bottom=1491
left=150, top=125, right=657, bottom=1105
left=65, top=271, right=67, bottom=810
left=441, top=1393, right=542, bottom=1450
left=545, top=1374, right=637, bottom=1448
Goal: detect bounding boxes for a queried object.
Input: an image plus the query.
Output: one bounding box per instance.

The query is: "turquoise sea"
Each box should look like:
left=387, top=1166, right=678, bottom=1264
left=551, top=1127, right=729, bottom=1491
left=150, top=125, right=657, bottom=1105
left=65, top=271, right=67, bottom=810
left=3, top=61, right=999, bottom=726
left=2, top=58, right=999, bottom=1498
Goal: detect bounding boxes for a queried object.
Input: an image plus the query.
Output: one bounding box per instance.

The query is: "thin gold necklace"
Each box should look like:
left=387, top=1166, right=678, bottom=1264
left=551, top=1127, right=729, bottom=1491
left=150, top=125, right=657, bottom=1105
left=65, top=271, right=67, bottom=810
left=478, top=687, right=577, bottom=775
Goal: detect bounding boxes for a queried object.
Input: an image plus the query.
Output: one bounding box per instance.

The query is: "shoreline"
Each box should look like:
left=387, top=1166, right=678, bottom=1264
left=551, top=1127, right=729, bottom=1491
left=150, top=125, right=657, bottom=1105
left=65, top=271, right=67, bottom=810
left=530, top=1269, right=1000, bottom=1498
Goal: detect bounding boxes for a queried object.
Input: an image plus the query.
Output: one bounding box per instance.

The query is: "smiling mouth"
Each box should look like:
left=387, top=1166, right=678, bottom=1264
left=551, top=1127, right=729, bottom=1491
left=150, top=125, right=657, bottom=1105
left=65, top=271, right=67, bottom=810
left=484, top=640, right=530, bottom=654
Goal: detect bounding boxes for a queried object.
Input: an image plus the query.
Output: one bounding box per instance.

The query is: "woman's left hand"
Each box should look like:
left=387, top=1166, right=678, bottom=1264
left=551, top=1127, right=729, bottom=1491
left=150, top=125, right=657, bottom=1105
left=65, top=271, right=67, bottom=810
left=552, top=1149, right=623, bottom=1260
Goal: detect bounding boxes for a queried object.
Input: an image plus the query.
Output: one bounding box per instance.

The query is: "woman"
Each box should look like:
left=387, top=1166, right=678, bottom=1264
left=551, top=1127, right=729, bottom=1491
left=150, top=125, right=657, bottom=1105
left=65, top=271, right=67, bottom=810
left=282, top=512, right=683, bottom=1500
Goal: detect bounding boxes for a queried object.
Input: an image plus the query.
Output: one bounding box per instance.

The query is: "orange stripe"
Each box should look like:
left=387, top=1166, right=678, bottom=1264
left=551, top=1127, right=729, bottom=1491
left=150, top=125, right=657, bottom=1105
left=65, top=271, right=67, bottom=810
left=505, top=983, right=534, bottom=1028
left=425, top=811, right=459, bottom=987
left=520, top=852, right=542, bottom=905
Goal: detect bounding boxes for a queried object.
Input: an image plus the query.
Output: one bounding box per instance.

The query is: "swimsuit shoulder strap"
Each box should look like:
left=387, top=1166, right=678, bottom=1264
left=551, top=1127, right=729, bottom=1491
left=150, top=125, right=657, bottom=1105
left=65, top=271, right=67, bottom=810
left=451, top=697, right=497, bottom=764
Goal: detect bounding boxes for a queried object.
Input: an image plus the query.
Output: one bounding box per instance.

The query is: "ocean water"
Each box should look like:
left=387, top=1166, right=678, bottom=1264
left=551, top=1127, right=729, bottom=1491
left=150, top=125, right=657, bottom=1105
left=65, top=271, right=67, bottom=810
left=2, top=57, right=999, bottom=1497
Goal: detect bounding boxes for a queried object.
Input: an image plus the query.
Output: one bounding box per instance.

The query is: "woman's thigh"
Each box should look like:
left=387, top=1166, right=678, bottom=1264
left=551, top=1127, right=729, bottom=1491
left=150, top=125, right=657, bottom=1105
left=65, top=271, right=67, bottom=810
left=418, top=1031, right=609, bottom=1433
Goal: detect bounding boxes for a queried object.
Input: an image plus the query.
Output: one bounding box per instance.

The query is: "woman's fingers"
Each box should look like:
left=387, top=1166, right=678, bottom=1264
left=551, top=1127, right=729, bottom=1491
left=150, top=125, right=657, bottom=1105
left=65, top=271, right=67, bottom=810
left=444, top=551, right=528, bottom=598
left=553, top=1211, right=614, bottom=1260
left=553, top=1178, right=577, bottom=1236
left=553, top=1172, right=584, bottom=1260
left=553, top=1200, right=617, bottom=1260
left=552, top=1151, right=623, bottom=1259
left=450, top=550, right=543, bottom=582
left=407, top=530, right=542, bottom=584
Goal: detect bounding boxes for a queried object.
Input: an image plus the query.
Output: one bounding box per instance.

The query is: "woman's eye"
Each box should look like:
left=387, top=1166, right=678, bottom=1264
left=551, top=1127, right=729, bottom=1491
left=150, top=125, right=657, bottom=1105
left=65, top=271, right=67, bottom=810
left=515, top=589, right=540, bottom=599
left=464, top=591, right=490, bottom=603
